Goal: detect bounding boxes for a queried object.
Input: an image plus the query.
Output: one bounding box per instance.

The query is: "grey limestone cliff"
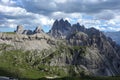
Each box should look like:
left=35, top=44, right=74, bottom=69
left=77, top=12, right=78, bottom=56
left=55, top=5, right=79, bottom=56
left=1, top=19, right=120, bottom=77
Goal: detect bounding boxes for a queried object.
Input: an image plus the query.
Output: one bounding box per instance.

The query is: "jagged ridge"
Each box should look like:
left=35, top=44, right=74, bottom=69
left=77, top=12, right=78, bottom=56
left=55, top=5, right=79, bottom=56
left=0, top=19, right=120, bottom=79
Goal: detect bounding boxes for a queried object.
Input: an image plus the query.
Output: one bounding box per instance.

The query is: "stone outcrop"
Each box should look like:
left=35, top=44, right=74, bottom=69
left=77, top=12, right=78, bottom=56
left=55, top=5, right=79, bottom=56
left=15, top=25, right=45, bottom=35
left=0, top=31, right=55, bottom=51
left=23, top=30, right=33, bottom=35
left=64, top=27, right=120, bottom=76
left=72, top=23, right=86, bottom=33
left=33, top=26, right=44, bottom=34
left=15, top=25, right=24, bottom=34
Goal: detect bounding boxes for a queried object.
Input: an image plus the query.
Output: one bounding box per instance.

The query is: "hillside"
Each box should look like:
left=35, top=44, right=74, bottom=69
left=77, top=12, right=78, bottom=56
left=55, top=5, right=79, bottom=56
left=0, top=19, right=120, bottom=79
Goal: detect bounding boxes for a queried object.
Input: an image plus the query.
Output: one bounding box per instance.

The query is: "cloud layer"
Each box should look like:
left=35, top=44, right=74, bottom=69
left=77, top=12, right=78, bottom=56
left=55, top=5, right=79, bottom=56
left=0, top=0, right=120, bottom=32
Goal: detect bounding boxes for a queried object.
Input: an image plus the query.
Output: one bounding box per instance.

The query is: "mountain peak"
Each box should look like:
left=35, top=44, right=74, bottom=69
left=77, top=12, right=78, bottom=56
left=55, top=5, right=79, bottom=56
left=54, top=19, right=58, bottom=24
left=2, top=19, right=120, bottom=78
left=72, top=22, right=86, bottom=33
left=49, top=19, right=71, bottom=38
left=59, top=18, right=64, bottom=22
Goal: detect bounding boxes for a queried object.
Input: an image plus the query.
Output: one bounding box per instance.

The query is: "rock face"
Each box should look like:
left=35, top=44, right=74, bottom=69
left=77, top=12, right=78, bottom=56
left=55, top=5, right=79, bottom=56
left=65, top=27, right=120, bottom=76
left=66, top=32, right=89, bottom=46
left=1, top=19, right=120, bottom=77
left=49, top=19, right=87, bottom=39
left=33, top=26, right=44, bottom=34
left=15, top=25, right=44, bottom=35
left=47, top=19, right=120, bottom=76
left=23, top=30, right=33, bottom=35
left=0, top=32, right=55, bottom=50
left=0, top=25, right=55, bottom=50
left=15, top=25, right=24, bottom=34
left=49, top=19, right=71, bottom=38
left=72, top=23, right=86, bottom=33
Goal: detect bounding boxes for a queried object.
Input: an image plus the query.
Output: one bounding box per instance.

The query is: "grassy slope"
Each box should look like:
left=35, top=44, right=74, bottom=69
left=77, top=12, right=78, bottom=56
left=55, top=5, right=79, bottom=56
left=0, top=50, right=46, bottom=79
left=0, top=43, right=68, bottom=79
left=0, top=43, right=120, bottom=79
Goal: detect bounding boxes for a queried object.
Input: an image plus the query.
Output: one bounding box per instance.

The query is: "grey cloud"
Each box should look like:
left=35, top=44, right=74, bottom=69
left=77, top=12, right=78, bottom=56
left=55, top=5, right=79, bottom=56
left=19, top=0, right=57, bottom=15
left=0, top=13, right=36, bottom=20
left=57, top=0, right=120, bottom=13
left=0, top=0, right=118, bottom=19
left=17, top=0, right=120, bottom=14
left=1, top=0, right=120, bottom=31
left=1, top=0, right=120, bottom=16
left=94, top=10, right=115, bottom=20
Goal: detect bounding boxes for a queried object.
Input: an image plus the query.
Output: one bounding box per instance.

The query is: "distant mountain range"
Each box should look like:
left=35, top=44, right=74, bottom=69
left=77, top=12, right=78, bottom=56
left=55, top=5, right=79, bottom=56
left=0, top=19, right=120, bottom=79
left=104, top=31, right=120, bottom=45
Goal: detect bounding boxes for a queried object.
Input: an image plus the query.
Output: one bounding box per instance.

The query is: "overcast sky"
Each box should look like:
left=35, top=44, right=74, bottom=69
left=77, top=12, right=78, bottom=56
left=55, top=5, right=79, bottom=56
left=0, top=0, right=120, bottom=32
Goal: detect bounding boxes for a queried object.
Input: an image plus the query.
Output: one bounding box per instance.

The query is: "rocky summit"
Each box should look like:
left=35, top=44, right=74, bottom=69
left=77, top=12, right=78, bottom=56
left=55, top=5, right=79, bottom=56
left=0, top=19, right=120, bottom=79
left=15, top=25, right=44, bottom=35
left=48, top=19, right=71, bottom=38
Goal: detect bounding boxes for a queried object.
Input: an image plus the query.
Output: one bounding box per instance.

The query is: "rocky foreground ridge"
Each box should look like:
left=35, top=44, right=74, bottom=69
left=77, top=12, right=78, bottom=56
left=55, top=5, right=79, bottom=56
left=0, top=19, right=120, bottom=78
left=0, top=26, right=55, bottom=50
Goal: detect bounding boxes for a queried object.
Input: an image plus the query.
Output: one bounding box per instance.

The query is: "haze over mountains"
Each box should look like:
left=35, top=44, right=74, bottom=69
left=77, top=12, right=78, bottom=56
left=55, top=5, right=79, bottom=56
left=104, top=31, right=120, bottom=45
left=0, top=19, right=120, bottom=79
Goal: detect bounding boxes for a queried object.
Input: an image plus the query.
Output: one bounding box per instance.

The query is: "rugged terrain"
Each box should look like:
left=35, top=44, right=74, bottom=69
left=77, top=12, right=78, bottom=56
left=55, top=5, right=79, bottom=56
left=0, top=19, right=120, bottom=79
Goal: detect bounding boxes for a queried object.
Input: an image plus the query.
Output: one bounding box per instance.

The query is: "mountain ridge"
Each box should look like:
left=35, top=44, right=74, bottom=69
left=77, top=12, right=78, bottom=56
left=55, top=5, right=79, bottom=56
left=0, top=19, right=120, bottom=78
